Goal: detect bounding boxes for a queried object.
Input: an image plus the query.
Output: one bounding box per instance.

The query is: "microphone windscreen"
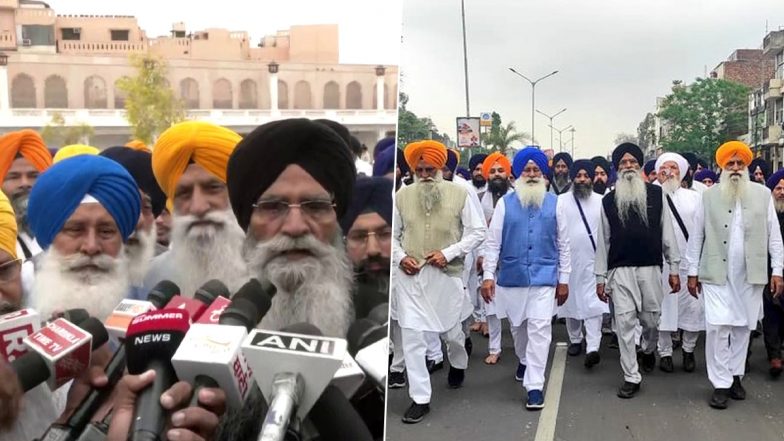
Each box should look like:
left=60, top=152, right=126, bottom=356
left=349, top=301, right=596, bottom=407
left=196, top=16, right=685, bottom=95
left=194, top=279, right=230, bottom=303
left=13, top=351, right=48, bottom=391
left=147, top=280, right=180, bottom=309
left=219, top=279, right=271, bottom=329
left=281, top=322, right=322, bottom=336
left=79, top=317, right=109, bottom=349
left=308, top=384, right=374, bottom=441
left=347, top=319, right=374, bottom=357
left=50, top=309, right=90, bottom=325
left=125, top=309, right=190, bottom=374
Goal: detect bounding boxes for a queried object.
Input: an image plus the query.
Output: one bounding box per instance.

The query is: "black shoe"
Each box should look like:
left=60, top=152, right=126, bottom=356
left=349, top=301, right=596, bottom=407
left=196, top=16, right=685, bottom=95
left=402, top=402, right=430, bottom=424
left=584, top=351, right=600, bottom=368
left=465, top=336, right=473, bottom=357
left=683, top=350, right=696, bottom=373
left=617, top=381, right=640, bottom=398
left=730, top=376, right=746, bottom=400
left=426, top=359, right=444, bottom=374
left=709, top=388, right=730, bottom=409
left=567, top=343, right=582, bottom=356
left=659, top=356, right=674, bottom=373
left=641, top=352, right=656, bottom=373
left=447, top=367, right=465, bottom=388
left=388, top=371, right=406, bottom=389
left=608, top=334, right=619, bottom=349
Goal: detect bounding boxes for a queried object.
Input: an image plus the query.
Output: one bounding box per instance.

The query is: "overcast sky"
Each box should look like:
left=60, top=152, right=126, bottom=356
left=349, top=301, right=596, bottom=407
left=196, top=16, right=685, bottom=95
left=47, top=0, right=401, bottom=65
left=400, top=0, right=783, bottom=158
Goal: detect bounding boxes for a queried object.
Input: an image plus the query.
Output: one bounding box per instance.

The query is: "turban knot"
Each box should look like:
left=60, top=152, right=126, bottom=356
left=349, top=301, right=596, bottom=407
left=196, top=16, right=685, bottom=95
left=611, top=143, right=644, bottom=170
left=0, top=129, right=51, bottom=182
left=53, top=144, right=99, bottom=164
left=100, top=147, right=167, bottom=217
left=512, top=147, right=549, bottom=178
left=404, top=140, right=447, bottom=170
left=28, top=155, right=141, bottom=250
left=481, top=152, right=511, bottom=179
left=339, top=176, right=393, bottom=234
left=570, top=159, right=595, bottom=181
left=152, top=121, right=242, bottom=204
left=227, top=118, right=356, bottom=232
left=0, top=191, right=16, bottom=259
left=715, top=141, right=753, bottom=169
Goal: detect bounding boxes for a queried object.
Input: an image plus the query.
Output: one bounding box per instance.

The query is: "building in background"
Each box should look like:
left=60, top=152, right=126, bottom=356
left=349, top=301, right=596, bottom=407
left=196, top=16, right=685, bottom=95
left=0, top=0, right=398, bottom=148
left=747, top=30, right=784, bottom=169
left=711, top=49, right=775, bottom=89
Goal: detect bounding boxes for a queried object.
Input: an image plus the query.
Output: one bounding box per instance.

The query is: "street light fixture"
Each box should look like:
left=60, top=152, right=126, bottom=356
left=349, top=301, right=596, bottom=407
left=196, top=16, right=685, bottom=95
left=548, top=124, right=573, bottom=152
left=509, top=67, right=559, bottom=147
left=267, top=61, right=279, bottom=74
left=535, top=107, right=567, bottom=152
left=375, top=65, right=386, bottom=77
left=0, top=53, right=8, bottom=67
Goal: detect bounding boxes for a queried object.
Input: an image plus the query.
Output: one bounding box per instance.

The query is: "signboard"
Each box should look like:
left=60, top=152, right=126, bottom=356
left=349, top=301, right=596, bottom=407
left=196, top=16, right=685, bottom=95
left=456, top=117, right=481, bottom=148
left=480, top=112, right=492, bottom=127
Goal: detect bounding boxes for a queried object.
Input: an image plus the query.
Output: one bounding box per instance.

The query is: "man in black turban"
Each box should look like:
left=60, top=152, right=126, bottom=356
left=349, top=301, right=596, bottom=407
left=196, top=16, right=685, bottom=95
left=227, top=118, right=357, bottom=338
left=550, top=152, right=573, bottom=195
left=468, top=153, right=488, bottom=193
left=591, top=155, right=612, bottom=195
left=749, top=157, right=771, bottom=185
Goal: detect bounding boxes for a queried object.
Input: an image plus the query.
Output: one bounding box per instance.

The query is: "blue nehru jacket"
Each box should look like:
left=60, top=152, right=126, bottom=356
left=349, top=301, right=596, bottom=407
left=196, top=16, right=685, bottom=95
left=497, top=192, right=558, bottom=288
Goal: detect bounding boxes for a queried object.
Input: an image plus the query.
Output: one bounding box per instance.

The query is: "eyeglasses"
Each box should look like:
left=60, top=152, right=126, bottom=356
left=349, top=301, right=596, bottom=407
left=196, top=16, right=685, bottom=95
left=252, top=199, right=336, bottom=222
left=0, top=258, right=22, bottom=283
left=345, top=228, right=392, bottom=249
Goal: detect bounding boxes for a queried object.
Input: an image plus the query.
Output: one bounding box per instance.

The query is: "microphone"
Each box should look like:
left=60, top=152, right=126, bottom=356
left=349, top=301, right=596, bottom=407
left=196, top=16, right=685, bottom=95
left=331, top=354, right=366, bottom=399
left=172, top=279, right=273, bottom=410
left=0, top=308, right=41, bottom=362
left=126, top=308, right=191, bottom=441
left=105, top=280, right=180, bottom=338
left=49, top=281, right=180, bottom=441
left=164, top=279, right=229, bottom=322
left=347, top=319, right=388, bottom=389
left=242, top=323, right=347, bottom=441
left=308, top=384, right=374, bottom=441
left=48, top=309, right=91, bottom=326
left=11, top=317, right=109, bottom=392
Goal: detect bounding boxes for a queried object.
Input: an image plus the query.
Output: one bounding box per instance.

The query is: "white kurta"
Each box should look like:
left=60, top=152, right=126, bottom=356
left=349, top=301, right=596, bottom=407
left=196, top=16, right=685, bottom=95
left=455, top=176, right=488, bottom=321
left=483, top=196, right=571, bottom=326
left=659, top=188, right=705, bottom=332
left=478, top=189, right=514, bottom=318
left=392, top=191, right=486, bottom=332
left=556, top=192, right=609, bottom=320
left=687, top=197, right=784, bottom=329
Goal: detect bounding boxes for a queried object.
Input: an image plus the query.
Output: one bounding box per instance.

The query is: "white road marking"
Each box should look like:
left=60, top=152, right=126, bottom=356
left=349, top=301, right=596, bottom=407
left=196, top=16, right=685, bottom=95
left=533, top=341, right=568, bottom=441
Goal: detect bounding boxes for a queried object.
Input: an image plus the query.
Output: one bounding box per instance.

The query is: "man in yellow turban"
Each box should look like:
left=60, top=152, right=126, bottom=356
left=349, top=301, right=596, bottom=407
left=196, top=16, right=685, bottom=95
left=0, top=130, right=52, bottom=261
left=686, top=140, right=784, bottom=409
left=145, top=121, right=250, bottom=297
left=393, top=140, right=486, bottom=423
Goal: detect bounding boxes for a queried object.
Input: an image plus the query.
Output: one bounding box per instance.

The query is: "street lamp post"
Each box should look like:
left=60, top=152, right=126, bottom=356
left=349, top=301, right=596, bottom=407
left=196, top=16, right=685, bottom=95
left=548, top=124, right=573, bottom=152
left=508, top=67, right=558, bottom=147
left=569, top=127, right=576, bottom=156
left=535, top=107, right=567, bottom=152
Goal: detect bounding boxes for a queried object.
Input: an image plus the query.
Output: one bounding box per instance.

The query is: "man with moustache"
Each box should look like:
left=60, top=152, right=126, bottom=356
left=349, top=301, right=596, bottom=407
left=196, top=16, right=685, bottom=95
left=749, top=157, right=771, bottom=185
left=392, top=140, right=485, bottom=423
left=686, top=141, right=784, bottom=409
left=643, top=159, right=658, bottom=184
left=481, top=147, right=571, bottom=409
left=591, top=156, right=612, bottom=195
left=549, top=152, right=573, bottom=195
left=595, top=142, right=681, bottom=399
left=682, top=153, right=709, bottom=194
left=469, top=153, right=488, bottom=196
left=654, top=152, right=703, bottom=373
left=556, top=160, right=608, bottom=366
left=764, top=169, right=784, bottom=377
left=146, top=121, right=250, bottom=297
left=99, top=146, right=167, bottom=298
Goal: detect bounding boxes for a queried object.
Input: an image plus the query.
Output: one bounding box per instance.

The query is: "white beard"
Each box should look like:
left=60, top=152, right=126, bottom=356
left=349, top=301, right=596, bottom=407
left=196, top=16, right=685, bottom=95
left=614, top=169, right=649, bottom=227
left=169, top=208, right=250, bottom=297
left=514, top=177, right=546, bottom=208
left=246, top=233, right=354, bottom=338
left=662, top=175, right=681, bottom=195
left=32, top=247, right=130, bottom=321
left=718, top=168, right=749, bottom=204
left=125, top=223, right=157, bottom=287
left=414, top=171, right=444, bottom=213
left=775, top=199, right=784, bottom=214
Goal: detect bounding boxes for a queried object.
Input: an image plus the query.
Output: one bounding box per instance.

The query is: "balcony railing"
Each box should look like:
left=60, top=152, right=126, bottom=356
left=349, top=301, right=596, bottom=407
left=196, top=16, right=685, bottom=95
left=57, top=40, right=146, bottom=55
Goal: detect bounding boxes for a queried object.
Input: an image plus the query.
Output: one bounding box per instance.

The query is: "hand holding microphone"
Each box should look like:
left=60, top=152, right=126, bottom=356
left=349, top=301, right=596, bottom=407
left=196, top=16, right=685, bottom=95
left=0, top=355, right=21, bottom=430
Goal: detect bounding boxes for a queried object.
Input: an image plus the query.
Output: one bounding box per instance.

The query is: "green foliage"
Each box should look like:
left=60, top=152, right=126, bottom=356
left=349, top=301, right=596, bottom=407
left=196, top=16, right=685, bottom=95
left=117, top=54, right=185, bottom=145
left=481, top=120, right=529, bottom=156
left=658, top=78, right=750, bottom=159
left=40, top=112, right=95, bottom=147
left=396, top=92, right=447, bottom=146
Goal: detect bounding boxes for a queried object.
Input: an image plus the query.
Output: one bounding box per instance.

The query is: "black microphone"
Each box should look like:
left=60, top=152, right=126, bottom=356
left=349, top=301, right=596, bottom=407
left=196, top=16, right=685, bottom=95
left=308, top=384, right=374, bottom=441
left=126, top=308, right=191, bottom=441
left=194, top=279, right=230, bottom=304
left=346, top=319, right=388, bottom=389
left=44, top=281, right=180, bottom=441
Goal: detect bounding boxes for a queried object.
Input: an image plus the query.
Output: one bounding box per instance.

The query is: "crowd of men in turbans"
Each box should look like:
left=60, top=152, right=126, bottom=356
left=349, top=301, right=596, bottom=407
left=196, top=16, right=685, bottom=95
left=0, top=119, right=396, bottom=441
left=389, top=137, right=784, bottom=424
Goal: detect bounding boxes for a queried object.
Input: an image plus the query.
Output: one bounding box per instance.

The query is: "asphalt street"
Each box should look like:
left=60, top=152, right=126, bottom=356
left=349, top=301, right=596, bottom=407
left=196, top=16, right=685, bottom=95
left=385, top=321, right=784, bottom=441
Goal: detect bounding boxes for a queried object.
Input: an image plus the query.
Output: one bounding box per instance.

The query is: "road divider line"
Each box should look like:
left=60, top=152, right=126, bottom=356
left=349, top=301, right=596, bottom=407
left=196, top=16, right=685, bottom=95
left=533, top=341, right=568, bottom=441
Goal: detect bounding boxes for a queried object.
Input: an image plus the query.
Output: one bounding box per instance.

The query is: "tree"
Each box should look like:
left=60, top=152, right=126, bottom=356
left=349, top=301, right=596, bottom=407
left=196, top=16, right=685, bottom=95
left=40, top=112, right=95, bottom=147
left=117, top=54, right=185, bottom=145
left=396, top=92, right=449, bottom=147
left=637, top=113, right=656, bottom=151
left=482, top=121, right=530, bottom=156
left=658, top=78, right=750, bottom=159
left=614, top=132, right=638, bottom=146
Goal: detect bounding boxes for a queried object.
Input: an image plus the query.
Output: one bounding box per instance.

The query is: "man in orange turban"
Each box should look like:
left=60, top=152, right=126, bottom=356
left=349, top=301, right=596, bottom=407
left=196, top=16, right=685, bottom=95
left=404, top=140, right=448, bottom=172
left=686, top=140, right=784, bottom=409
left=0, top=129, right=51, bottom=261
left=146, top=121, right=250, bottom=297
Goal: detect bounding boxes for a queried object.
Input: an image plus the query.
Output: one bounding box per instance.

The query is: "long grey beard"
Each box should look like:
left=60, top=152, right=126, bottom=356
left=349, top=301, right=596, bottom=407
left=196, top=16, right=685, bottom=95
left=718, top=168, right=749, bottom=205
left=775, top=199, right=784, bottom=214
left=662, top=176, right=681, bottom=195
left=572, top=182, right=593, bottom=200
left=246, top=233, right=354, bottom=338
left=514, top=177, right=546, bottom=208
left=169, top=208, right=250, bottom=296
left=553, top=174, right=569, bottom=191
left=614, top=170, right=649, bottom=227
left=125, top=223, right=157, bottom=287
left=32, top=248, right=129, bottom=320
left=414, top=173, right=444, bottom=213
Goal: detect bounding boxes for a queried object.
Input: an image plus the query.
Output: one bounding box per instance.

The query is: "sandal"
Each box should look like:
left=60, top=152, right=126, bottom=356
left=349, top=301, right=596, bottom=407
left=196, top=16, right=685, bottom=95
left=484, top=353, right=501, bottom=365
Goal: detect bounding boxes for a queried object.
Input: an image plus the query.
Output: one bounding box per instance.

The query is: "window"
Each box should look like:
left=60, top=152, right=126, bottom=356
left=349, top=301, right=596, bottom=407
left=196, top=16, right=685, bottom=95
left=60, top=28, right=81, bottom=41
left=110, top=30, right=129, bottom=41
left=173, top=30, right=186, bottom=38
left=21, top=25, right=54, bottom=45
left=775, top=99, right=783, bottom=126
left=776, top=52, right=783, bottom=80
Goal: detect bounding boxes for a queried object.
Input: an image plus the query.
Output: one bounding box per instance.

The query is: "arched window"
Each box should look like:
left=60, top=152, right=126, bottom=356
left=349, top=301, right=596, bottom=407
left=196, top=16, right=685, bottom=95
left=11, top=74, right=36, bottom=108
left=294, top=80, right=312, bottom=109
left=84, top=75, right=107, bottom=108
left=323, top=81, right=340, bottom=109
left=239, top=79, right=257, bottom=109
left=44, top=75, right=67, bottom=108
left=277, top=80, right=289, bottom=109
left=180, top=78, right=200, bottom=109
left=346, top=81, right=362, bottom=109
left=212, top=78, right=232, bottom=109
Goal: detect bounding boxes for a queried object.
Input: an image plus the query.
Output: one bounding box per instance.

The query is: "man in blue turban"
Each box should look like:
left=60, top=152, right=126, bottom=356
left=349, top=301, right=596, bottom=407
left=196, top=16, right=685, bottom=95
left=26, top=154, right=141, bottom=322
left=481, top=146, right=571, bottom=410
